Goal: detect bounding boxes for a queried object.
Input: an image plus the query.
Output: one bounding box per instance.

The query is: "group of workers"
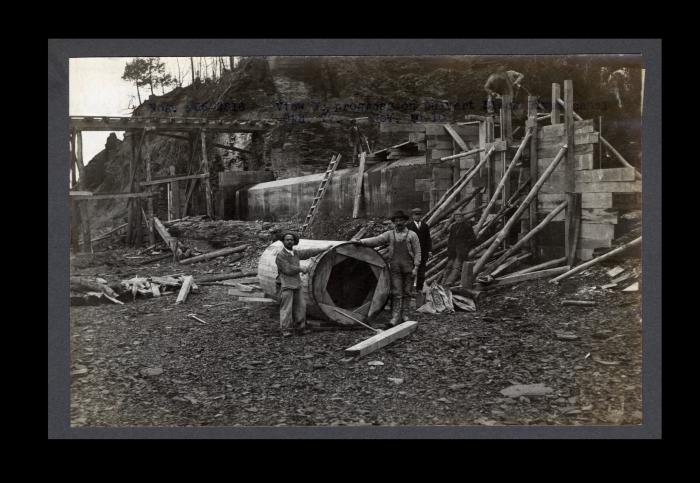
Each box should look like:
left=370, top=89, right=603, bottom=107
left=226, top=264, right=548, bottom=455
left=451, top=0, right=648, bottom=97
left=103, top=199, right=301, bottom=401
left=274, top=208, right=477, bottom=337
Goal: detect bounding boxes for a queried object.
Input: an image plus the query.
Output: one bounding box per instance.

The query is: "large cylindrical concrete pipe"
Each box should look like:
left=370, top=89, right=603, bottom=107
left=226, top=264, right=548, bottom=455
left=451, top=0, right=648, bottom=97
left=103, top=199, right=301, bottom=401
left=258, top=239, right=390, bottom=325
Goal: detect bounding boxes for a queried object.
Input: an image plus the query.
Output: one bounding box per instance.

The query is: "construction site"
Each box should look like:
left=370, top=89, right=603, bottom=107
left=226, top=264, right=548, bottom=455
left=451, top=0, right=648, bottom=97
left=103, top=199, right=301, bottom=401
left=67, top=56, right=644, bottom=427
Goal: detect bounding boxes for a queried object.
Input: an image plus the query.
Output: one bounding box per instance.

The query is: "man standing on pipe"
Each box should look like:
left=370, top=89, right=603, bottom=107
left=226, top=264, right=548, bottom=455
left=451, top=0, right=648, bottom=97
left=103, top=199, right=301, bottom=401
left=275, top=232, right=331, bottom=337
left=407, top=207, right=432, bottom=308
left=441, top=210, right=477, bottom=286
left=356, top=211, right=421, bottom=328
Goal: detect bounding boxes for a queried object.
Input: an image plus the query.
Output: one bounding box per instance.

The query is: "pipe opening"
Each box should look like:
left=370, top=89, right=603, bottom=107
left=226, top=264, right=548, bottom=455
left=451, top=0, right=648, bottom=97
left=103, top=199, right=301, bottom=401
left=326, top=257, right=378, bottom=310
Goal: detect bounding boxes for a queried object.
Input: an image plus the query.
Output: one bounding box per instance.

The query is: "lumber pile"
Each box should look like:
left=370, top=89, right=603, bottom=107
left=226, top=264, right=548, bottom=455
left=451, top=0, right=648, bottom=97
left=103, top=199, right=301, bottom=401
left=69, top=276, right=123, bottom=306
left=120, top=275, right=199, bottom=301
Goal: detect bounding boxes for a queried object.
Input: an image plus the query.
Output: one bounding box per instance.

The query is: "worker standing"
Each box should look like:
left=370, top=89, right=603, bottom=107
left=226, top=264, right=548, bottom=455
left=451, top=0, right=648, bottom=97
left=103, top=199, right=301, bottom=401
left=406, top=207, right=432, bottom=308
left=356, top=211, right=421, bottom=328
left=441, top=211, right=477, bottom=286
left=275, top=232, right=331, bottom=337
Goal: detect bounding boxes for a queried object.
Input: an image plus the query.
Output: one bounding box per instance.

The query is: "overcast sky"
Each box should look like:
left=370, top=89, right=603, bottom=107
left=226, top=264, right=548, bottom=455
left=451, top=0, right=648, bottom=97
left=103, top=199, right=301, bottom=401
left=70, top=57, right=229, bottom=163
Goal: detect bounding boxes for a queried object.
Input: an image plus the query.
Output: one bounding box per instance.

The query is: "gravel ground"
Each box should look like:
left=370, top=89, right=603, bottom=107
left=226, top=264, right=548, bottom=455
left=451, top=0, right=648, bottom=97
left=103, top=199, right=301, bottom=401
left=69, top=246, right=642, bottom=427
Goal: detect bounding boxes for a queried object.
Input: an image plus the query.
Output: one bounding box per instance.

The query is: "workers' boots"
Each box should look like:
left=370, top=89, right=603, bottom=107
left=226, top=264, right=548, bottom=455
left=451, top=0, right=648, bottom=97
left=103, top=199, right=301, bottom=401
left=387, top=296, right=402, bottom=328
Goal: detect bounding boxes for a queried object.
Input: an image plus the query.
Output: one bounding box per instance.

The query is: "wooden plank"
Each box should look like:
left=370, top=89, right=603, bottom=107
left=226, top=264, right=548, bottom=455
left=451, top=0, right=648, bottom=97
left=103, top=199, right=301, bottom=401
left=578, top=237, right=613, bottom=249
left=551, top=83, right=561, bottom=125
left=538, top=143, right=593, bottom=159
left=152, top=216, right=176, bottom=250
left=200, top=130, right=213, bottom=218
left=538, top=120, right=595, bottom=138
left=580, top=222, right=615, bottom=240
left=140, top=173, right=208, bottom=187
left=509, top=257, right=567, bottom=276
left=565, top=192, right=582, bottom=266
left=443, top=124, right=470, bottom=151
left=352, top=152, right=367, bottom=219
left=228, top=288, right=265, bottom=297
left=344, top=321, right=418, bottom=358
left=70, top=191, right=157, bottom=200
left=564, top=80, right=576, bottom=194
left=180, top=245, right=248, bottom=265
left=580, top=192, right=613, bottom=209
left=175, top=275, right=194, bottom=304
left=550, top=236, right=642, bottom=283
left=379, top=123, right=426, bottom=133
left=581, top=208, right=619, bottom=224
left=575, top=167, right=636, bottom=183
left=575, top=180, right=642, bottom=193
left=528, top=96, right=539, bottom=256
left=236, top=297, right=276, bottom=303
left=492, top=266, right=570, bottom=286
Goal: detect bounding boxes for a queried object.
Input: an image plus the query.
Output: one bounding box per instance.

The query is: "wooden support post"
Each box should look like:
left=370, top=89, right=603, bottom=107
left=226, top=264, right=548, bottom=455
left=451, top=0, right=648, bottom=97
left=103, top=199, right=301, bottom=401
left=145, top=137, right=155, bottom=246
left=74, top=130, right=92, bottom=253
left=352, top=152, right=367, bottom=219
left=200, top=130, right=214, bottom=218
left=564, top=80, right=575, bottom=193
left=460, top=261, right=474, bottom=289
left=473, top=144, right=568, bottom=275
left=527, top=96, right=539, bottom=256
left=551, top=83, right=561, bottom=125
left=502, top=94, right=513, bottom=141
left=565, top=192, right=582, bottom=266
left=475, top=132, right=531, bottom=234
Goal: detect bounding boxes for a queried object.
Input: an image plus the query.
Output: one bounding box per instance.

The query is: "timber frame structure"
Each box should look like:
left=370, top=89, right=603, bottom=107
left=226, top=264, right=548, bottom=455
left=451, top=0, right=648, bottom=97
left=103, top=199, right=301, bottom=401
left=68, top=116, right=273, bottom=254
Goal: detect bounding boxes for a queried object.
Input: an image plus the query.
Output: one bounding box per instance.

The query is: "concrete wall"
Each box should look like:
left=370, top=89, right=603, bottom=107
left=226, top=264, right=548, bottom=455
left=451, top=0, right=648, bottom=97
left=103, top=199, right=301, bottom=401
left=242, top=156, right=452, bottom=221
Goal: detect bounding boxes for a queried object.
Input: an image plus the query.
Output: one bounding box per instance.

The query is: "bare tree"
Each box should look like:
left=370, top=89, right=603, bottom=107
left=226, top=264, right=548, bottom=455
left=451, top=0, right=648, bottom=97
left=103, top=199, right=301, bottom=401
left=190, top=57, right=195, bottom=84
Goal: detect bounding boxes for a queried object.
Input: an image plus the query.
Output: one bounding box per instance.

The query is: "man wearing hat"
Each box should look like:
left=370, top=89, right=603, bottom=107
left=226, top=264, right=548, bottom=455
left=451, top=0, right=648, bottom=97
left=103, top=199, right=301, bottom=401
left=356, top=211, right=421, bottom=327
left=407, top=207, right=432, bottom=307
left=275, top=232, right=332, bottom=337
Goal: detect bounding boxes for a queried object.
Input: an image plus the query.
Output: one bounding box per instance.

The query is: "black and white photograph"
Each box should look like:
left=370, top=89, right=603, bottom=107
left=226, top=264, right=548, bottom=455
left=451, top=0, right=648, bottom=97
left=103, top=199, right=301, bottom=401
left=50, top=40, right=660, bottom=436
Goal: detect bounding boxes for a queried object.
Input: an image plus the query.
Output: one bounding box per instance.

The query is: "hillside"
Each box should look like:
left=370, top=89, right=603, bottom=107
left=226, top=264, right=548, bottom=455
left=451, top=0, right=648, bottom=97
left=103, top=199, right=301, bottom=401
left=80, top=55, right=643, bottom=231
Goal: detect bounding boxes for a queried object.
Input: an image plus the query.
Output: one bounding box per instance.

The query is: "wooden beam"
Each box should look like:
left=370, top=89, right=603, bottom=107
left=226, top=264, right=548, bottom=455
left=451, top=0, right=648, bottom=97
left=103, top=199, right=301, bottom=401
left=438, top=147, right=484, bottom=162
left=352, top=152, right=367, bottom=219
left=564, top=80, right=575, bottom=193
left=344, top=321, right=418, bottom=358
left=443, top=124, right=470, bottom=152
left=179, top=245, right=248, bottom=265
left=460, top=261, right=475, bottom=289
left=501, top=95, right=513, bottom=140
left=145, top=143, right=155, bottom=246
left=425, top=146, right=495, bottom=226
left=152, top=131, right=252, bottom=153
left=473, top=145, right=568, bottom=275
left=152, top=216, right=176, bottom=251
left=551, top=83, right=561, bottom=125
left=483, top=265, right=570, bottom=288
left=565, top=192, right=582, bottom=266
left=200, top=130, right=214, bottom=218
left=140, top=173, right=208, bottom=187
left=475, top=131, right=532, bottom=233
left=490, top=252, right=531, bottom=277
left=528, top=96, right=539, bottom=255
left=73, top=130, right=92, bottom=253
left=175, top=275, right=194, bottom=304
left=68, top=116, right=267, bottom=133
left=550, top=236, right=642, bottom=284
left=69, top=191, right=157, bottom=200
left=509, top=257, right=567, bottom=276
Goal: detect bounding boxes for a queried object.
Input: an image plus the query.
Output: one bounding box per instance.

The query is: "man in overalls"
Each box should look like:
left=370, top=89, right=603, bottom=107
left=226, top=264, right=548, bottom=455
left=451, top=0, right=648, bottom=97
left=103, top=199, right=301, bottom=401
left=357, top=211, right=421, bottom=328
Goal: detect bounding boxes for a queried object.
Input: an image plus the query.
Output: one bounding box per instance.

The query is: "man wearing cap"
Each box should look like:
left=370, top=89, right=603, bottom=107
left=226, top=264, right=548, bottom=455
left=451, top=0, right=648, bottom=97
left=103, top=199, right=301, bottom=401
left=275, top=232, right=332, bottom=337
left=407, top=208, right=431, bottom=306
left=356, top=211, right=421, bottom=327
left=442, top=211, right=477, bottom=286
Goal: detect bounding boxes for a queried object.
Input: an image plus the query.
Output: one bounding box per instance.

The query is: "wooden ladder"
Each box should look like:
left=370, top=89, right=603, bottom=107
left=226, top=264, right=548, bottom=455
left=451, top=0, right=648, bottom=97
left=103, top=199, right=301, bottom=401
left=300, top=154, right=342, bottom=237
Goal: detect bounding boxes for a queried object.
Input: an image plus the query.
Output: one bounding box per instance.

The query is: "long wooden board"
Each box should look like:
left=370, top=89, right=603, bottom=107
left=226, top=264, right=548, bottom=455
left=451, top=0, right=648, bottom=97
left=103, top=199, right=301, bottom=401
left=344, top=321, right=418, bottom=358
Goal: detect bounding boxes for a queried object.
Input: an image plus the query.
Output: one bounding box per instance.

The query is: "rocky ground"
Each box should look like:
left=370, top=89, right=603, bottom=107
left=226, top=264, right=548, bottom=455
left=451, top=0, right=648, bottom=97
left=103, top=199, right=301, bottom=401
left=69, top=221, right=642, bottom=427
